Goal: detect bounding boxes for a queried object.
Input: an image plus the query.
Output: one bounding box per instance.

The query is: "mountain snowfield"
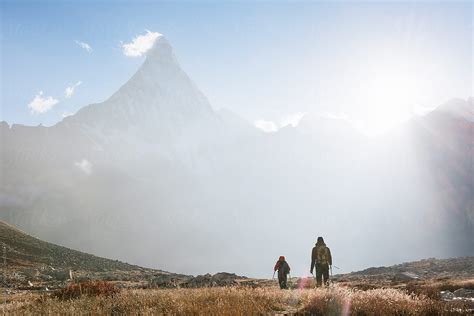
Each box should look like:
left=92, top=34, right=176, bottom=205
left=1, top=36, right=473, bottom=277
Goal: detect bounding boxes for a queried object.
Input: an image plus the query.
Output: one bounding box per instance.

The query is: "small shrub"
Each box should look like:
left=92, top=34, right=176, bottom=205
left=406, top=281, right=440, bottom=299
left=405, top=279, right=474, bottom=300
left=52, top=281, right=120, bottom=300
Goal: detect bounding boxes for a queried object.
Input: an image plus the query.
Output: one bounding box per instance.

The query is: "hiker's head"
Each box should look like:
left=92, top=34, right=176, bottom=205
left=316, top=236, right=325, bottom=244
left=279, top=256, right=285, bottom=261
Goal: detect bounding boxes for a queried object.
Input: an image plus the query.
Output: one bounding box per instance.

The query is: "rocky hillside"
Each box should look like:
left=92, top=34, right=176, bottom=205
left=0, top=220, right=191, bottom=289
left=0, top=220, right=257, bottom=290
left=0, top=220, right=158, bottom=272
left=336, top=257, right=474, bottom=282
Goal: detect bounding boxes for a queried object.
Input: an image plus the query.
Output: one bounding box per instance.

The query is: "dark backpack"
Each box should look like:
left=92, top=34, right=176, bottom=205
left=316, top=246, right=330, bottom=265
left=278, top=261, right=289, bottom=274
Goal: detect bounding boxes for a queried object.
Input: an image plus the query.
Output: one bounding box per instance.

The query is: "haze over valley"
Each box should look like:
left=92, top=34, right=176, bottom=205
left=1, top=34, right=472, bottom=277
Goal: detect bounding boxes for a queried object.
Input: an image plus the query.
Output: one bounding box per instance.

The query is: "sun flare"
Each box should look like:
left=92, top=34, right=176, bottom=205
left=353, top=61, right=429, bottom=136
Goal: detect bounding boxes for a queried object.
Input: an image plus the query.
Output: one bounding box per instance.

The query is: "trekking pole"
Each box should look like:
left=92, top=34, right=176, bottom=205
left=328, top=266, right=333, bottom=287
left=272, top=271, right=275, bottom=280
left=3, top=244, right=6, bottom=314
left=332, top=265, right=340, bottom=270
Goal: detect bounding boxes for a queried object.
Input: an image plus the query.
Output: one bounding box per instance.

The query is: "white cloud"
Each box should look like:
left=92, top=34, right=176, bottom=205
left=75, top=40, right=92, bottom=53
left=254, top=112, right=306, bottom=133
left=280, top=112, right=306, bottom=128
left=62, top=111, right=74, bottom=118
left=122, top=30, right=162, bottom=57
left=254, top=119, right=278, bottom=133
left=65, top=81, right=82, bottom=98
left=74, top=159, right=92, bottom=175
left=28, top=91, right=59, bottom=114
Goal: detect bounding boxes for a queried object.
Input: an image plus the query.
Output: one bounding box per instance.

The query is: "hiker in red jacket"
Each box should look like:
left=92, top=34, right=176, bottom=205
left=274, top=256, right=291, bottom=289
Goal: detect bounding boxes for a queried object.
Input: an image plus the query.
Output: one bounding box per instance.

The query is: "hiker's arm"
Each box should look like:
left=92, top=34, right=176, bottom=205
left=310, top=248, right=316, bottom=272
left=328, top=248, right=332, bottom=266
left=274, top=261, right=279, bottom=271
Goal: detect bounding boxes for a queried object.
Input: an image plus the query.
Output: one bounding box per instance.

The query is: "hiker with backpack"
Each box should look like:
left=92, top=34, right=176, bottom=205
left=310, top=236, right=332, bottom=287
left=274, top=256, right=291, bottom=289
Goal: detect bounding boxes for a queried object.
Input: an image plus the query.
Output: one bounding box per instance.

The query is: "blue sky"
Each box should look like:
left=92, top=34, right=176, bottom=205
left=1, top=1, right=472, bottom=133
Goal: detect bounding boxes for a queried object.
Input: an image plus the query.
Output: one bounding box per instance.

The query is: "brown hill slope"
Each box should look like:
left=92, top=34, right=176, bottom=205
left=333, top=256, right=474, bottom=290
left=0, top=220, right=254, bottom=290
left=0, top=220, right=192, bottom=289
left=0, top=220, right=156, bottom=272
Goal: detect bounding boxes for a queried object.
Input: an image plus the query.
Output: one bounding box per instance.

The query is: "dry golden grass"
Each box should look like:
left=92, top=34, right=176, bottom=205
left=302, top=287, right=445, bottom=315
left=4, top=284, right=472, bottom=315
left=405, top=278, right=474, bottom=299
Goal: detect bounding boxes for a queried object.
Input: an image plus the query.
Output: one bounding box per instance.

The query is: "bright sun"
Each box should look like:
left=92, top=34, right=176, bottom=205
left=354, top=64, right=426, bottom=136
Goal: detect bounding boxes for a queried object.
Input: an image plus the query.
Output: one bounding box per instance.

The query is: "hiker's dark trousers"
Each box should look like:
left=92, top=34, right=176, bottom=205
left=278, top=272, right=288, bottom=289
left=315, top=263, right=329, bottom=287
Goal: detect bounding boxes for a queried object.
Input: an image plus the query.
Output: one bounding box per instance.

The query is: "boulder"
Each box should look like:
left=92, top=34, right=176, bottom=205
left=453, top=288, right=474, bottom=298
left=440, top=290, right=454, bottom=300
left=149, top=274, right=185, bottom=288
left=182, top=272, right=243, bottom=288
left=392, top=272, right=419, bottom=281
left=46, top=270, right=69, bottom=281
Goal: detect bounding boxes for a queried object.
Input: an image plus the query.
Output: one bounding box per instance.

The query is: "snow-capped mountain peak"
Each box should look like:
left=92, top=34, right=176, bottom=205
left=62, top=34, right=219, bottom=145
left=145, top=35, right=177, bottom=64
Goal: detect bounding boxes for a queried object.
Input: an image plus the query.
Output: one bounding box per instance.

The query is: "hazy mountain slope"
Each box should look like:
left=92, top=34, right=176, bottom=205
left=0, top=220, right=165, bottom=273
left=408, top=100, right=474, bottom=253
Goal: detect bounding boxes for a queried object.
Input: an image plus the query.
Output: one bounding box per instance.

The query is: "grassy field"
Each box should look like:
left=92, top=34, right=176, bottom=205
left=2, top=221, right=473, bottom=314
left=3, top=282, right=473, bottom=315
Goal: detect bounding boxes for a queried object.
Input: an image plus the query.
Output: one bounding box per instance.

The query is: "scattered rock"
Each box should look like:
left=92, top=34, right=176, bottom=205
left=440, top=290, right=454, bottom=300
left=46, top=270, right=69, bottom=281
left=339, top=257, right=474, bottom=281
left=453, top=288, right=474, bottom=298
left=150, top=274, right=186, bottom=288
left=392, top=272, right=419, bottom=281
left=39, top=274, right=53, bottom=281
left=12, top=272, right=25, bottom=281
left=183, top=272, right=244, bottom=288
